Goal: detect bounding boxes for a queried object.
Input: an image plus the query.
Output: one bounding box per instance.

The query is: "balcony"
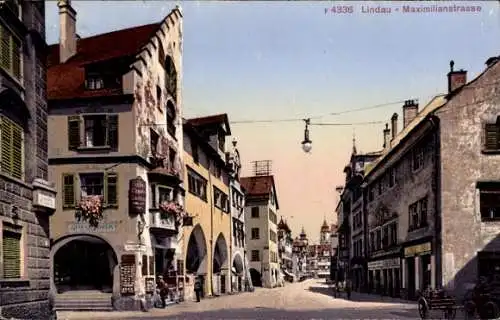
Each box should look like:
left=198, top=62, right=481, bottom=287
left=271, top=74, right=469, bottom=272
left=148, top=153, right=183, bottom=185
left=149, top=209, right=177, bottom=233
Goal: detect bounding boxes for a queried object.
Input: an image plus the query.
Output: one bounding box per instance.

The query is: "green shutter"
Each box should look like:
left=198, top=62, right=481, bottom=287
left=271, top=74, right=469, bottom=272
left=485, top=124, right=499, bottom=150
left=0, top=24, right=11, bottom=74
left=1, top=117, right=13, bottom=177
left=107, top=115, right=118, bottom=151
left=11, top=37, right=20, bottom=79
left=68, top=116, right=81, bottom=150
left=11, top=124, right=23, bottom=180
left=3, top=231, right=21, bottom=279
left=105, top=173, right=118, bottom=207
left=62, top=174, right=75, bottom=208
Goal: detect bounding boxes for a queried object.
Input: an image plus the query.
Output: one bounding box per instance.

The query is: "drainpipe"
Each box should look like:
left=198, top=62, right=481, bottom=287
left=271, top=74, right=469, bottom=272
left=208, top=161, right=215, bottom=296
left=430, top=116, right=443, bottom=288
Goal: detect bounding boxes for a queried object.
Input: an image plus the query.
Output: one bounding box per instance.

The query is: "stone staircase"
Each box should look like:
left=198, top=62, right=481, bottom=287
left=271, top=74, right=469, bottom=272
left=54, top=291, right=113, bottom=311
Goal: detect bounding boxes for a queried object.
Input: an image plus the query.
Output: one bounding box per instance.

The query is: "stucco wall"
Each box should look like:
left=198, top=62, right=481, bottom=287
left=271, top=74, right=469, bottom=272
left=438, top=61, right=500, bottom=297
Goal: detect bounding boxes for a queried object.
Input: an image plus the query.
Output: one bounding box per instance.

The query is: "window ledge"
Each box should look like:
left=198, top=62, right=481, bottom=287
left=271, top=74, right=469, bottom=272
left=0, top=278, right=30, bottom=289
left=481, top=218, right=500, bottom=223
left=0, top=171, right=31, bottom=190
left=481, top=149, right=500, bottom=155
left=77, top=146, right=112, bottom=152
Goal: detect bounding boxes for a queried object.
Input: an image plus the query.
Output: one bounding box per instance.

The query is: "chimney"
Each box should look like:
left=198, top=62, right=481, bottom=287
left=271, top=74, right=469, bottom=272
left=447, top=60, right=467, bottom=93
left=485, top=56, right=500, bottom=68
left=402, top=100, right=418, bottom=128
left=58, top=0, right=77, bottom=63
left=383, top=123, right=390, bottom=149
left=391, top=113, right=398, bottom=140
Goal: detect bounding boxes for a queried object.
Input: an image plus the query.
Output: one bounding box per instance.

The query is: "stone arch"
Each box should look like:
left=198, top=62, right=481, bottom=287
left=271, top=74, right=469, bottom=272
left=185, top=224, right=208, bottom=274
left=213, top=233, right=228, bottom=274
left=249, top=268, right=262, bottom=287
left=232, top=253, right=244, bottom=275
left=50, top=234, right=118, bottom=294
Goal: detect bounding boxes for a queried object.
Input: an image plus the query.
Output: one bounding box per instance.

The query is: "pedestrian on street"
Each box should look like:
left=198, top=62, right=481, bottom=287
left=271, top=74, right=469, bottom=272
left=194, top=277, right=202, bottom=302
left=156, top=275, right=168, bottom=308
left=346, top=279, right=352, bottom=300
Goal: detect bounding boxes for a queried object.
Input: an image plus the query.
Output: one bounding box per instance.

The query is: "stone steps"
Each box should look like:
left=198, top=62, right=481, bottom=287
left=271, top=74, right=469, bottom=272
left=55, top=292, right=113, bottom=312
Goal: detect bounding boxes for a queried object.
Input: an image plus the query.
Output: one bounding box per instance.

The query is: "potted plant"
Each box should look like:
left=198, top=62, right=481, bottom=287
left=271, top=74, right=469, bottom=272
left=75, top=195, right=103, bottom=228
left=159, top=200, right=183, bottom=218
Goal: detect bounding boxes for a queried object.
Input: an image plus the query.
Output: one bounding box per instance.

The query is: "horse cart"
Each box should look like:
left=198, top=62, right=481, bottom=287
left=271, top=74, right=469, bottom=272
left=463, top=277, right=500, bottom=320
left=417, top=288, right=457, bottom=319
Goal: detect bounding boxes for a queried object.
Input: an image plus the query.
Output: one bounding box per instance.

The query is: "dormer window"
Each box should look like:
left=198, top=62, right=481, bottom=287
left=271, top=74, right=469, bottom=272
left=86, top=74, right=104, bottom=90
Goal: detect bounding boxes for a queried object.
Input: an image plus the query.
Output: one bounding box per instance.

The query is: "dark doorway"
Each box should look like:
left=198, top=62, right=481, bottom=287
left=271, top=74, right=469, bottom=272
left=421, top=254, right=431, bottom=291
left=54, top=238, right=117, bottom=293
left=249, top=268, right=262, bottom=287
left=406, top=257, right=416, bottom=299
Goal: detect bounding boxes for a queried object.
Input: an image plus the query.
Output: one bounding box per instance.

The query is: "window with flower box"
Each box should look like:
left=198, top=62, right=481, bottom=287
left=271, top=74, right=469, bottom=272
left=150, top=184, right=173, bottom=209
left=0, top=23, right=21, bottom=81
left=0, top=116, right=23, bottom=180
left=62, top=172, right=118, bottom=209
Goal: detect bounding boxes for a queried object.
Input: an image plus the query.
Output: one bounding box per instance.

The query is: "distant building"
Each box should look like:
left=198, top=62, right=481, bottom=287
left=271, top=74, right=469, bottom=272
left=278, top=217, right=294, bottom=281
left=306, top=220, right=333, bottom=279
left=241, top=170, right=280, bottom=288
left=292, top=228, right=308, bottom=278
left=226, top=138, right=248, bottom=292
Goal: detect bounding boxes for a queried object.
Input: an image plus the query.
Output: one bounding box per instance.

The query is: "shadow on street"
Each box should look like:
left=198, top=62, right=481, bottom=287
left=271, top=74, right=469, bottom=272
left=307, top=285, right=414, bottom=305
left=145, top=307, right=419, bottom=319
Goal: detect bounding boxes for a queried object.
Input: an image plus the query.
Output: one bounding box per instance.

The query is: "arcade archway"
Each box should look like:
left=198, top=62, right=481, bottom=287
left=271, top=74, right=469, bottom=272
left=185, top=224, right=208, bottom=275
left=213, top=233, right=228, bottom=274
left=53, top=235, right=117, bottom=293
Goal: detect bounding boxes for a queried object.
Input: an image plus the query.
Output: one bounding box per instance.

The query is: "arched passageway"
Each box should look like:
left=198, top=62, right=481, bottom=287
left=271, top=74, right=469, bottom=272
left=185, top=224, right=208, bottom=275
left=232, top=253, right=244, bottom=292
left=53, top=235, right=117, bottom=293
left=213, top=234, right=228, bottom=274
left=250, top=268, right=262, bottom=287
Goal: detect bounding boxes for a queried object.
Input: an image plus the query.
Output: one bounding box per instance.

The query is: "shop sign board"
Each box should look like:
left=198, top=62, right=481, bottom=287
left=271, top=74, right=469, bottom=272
left=68, top=221, right=117, bottom=233
left=368, top=258, right=400, bottom=270
left=404, top=242, right=431, bottom=257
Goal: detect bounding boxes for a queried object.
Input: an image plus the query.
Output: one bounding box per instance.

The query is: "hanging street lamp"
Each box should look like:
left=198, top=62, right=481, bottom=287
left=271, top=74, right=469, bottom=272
left=301, top=118, right=312, bottom=153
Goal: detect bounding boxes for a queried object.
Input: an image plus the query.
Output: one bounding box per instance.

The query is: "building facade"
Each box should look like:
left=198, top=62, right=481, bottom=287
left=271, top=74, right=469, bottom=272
left=316, top=220, right=332, bottom=279
left=0, top=1, right=57, bottom=318
left=292, top=228, right=308, bottom=279
left=48, top=3, right=185, bottom=310
left=226, top=138, right=248, bottom=292
left=277, top=217, right=294, bottom=281
left=182, top=114, right=232, bottom=299
left=359, top=57, right=500, bottom=300
left=241, top=174, right=280, bottom=288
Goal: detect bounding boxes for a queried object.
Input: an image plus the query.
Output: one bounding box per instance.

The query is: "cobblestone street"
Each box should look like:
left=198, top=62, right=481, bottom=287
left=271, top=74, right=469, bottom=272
left=57, top=279, right=419, bottom=319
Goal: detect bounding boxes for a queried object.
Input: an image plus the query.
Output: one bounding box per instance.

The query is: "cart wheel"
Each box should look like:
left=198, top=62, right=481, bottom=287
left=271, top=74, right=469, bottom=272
left=418, top=298, right=429, bottom=319
left=479, top=301, right=499, bottom=320
left=463, top=301, right=476, bottom=320
left=443, top=307, right=456, bottom=320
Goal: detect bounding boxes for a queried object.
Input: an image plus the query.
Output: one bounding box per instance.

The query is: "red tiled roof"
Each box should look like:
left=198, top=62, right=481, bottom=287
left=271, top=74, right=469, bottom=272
left=186, top=114, right=231, bottom=135
left=47, top=23, right=160, bottom=101
left=240, top=175, right=274, bottom=196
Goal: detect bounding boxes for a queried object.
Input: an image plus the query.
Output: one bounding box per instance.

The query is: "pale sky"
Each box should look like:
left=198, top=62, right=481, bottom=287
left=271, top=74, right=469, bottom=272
left=46, top=1, right=500, bottom=243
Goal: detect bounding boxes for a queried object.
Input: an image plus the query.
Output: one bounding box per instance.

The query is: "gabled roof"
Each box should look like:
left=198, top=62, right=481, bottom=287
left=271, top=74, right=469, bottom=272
left=186, top=114, right=231, bottom=135
left=240, top=175, right=279, bottom=209
left=47, top=23, right=160, bottom=101
left=364, top=94, right=447, bottom=179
